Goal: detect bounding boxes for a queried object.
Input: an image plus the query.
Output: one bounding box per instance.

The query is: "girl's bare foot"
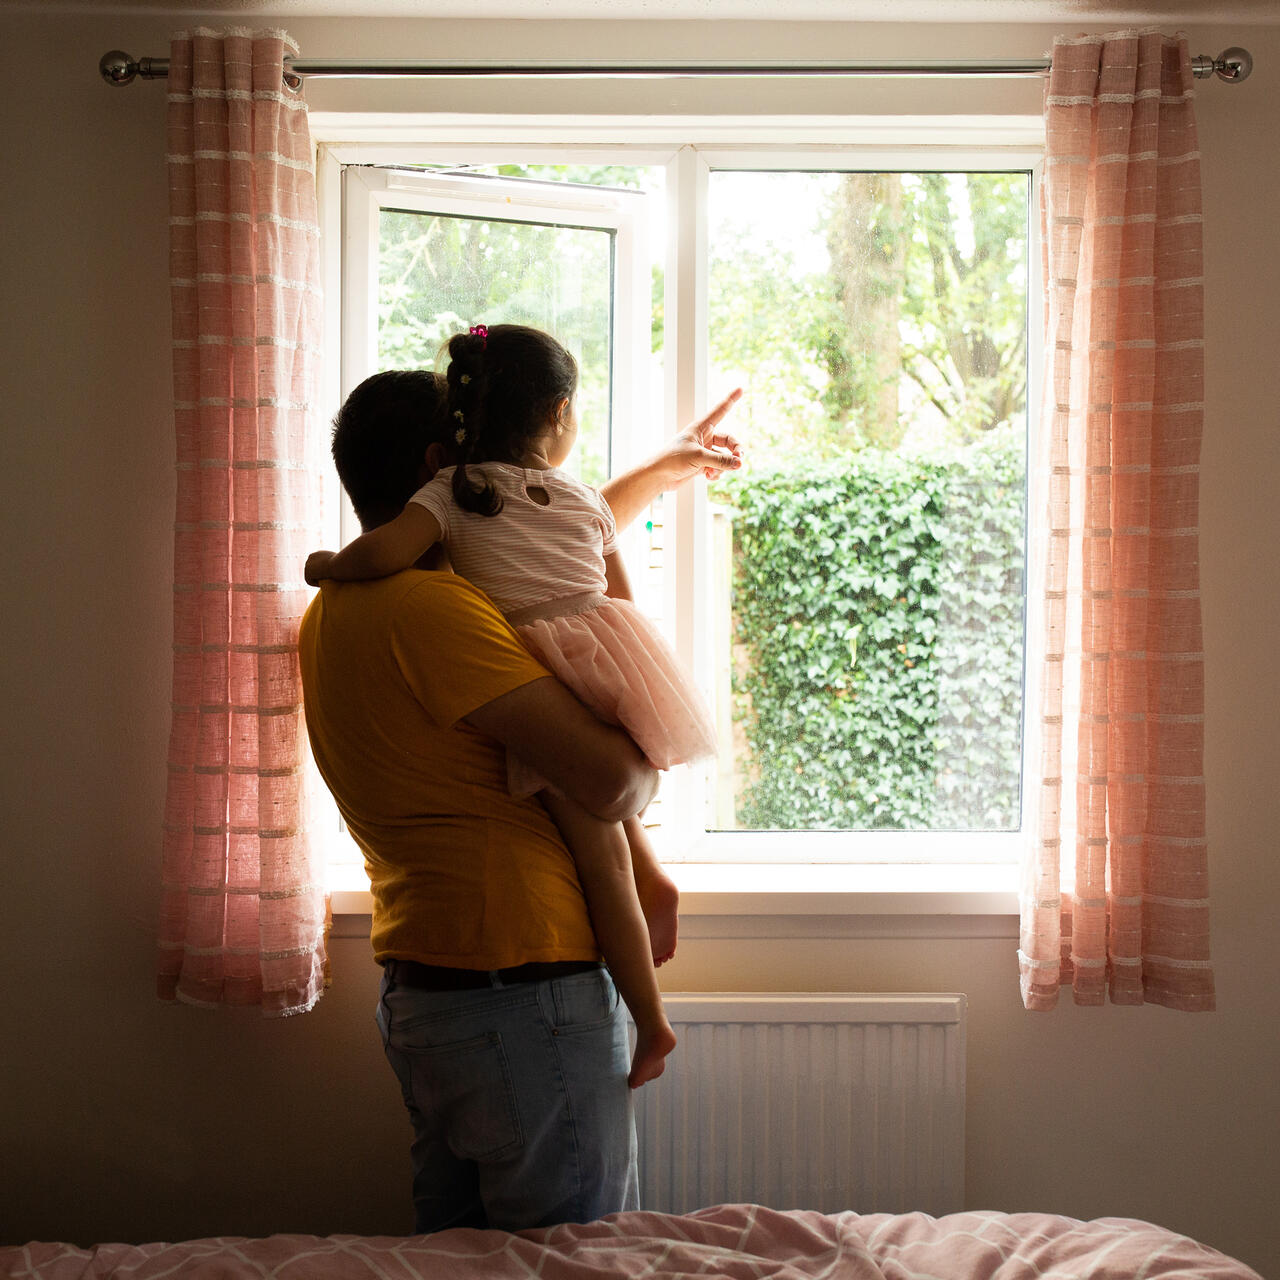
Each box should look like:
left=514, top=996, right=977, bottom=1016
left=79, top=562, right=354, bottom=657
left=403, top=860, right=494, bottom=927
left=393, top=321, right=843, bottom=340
left=628, top=1020, right=678, bottom=1089
left=636, top=870, right=679, bottom=966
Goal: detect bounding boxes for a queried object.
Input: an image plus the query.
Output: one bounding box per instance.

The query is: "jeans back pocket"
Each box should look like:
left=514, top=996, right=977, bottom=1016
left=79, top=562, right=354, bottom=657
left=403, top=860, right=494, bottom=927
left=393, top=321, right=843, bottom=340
left=399, top=1030, right=524, bottom=1162
left=547, top=968, right=619, bottom=1035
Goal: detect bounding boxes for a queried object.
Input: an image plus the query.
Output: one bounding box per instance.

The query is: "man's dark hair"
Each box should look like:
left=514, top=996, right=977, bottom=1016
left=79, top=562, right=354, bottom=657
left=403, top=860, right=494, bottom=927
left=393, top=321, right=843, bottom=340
left=330, top=370, right=448, bottom=530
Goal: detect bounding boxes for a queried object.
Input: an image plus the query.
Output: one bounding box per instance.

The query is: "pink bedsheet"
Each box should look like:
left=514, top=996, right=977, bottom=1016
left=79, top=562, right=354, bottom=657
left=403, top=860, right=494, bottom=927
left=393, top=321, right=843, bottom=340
left=3, top=1204, right=1262, bottom=1279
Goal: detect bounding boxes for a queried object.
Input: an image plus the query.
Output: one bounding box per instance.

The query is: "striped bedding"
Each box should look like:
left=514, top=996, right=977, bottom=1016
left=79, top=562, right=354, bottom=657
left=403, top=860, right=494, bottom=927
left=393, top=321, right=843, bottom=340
left=2, top=1204, right=1262, bottom=1278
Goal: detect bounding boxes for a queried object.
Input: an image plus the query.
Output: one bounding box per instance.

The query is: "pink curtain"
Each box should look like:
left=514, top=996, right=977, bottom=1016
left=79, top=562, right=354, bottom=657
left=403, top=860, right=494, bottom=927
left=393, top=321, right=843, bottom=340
left=1020, top=32, right=1214, bottom=1011
left=158, top=28, right=328, bottom=1016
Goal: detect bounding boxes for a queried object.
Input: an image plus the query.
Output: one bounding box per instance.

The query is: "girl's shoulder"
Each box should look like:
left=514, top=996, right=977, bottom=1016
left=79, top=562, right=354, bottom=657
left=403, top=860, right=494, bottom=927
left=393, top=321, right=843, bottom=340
left=429, top=462, right=603, bottom=513
left=407, top=467, right=456, bottom=512
left=476, top=463, right=601, bottom=505
left=412, top=464, right=511, bottom=500
left=410, top=466, right=457, bottom=493
left=542, top=466, right=600, bottom=499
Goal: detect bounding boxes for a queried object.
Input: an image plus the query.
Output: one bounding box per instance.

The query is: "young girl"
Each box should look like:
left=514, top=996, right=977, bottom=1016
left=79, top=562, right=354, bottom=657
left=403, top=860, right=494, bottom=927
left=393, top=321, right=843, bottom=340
left=306, top=324, right=741, bottom=1089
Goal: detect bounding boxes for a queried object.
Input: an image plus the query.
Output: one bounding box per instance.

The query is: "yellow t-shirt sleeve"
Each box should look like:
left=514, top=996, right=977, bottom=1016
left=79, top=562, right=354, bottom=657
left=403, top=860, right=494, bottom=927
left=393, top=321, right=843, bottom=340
left=390, top=573, right=549, bottom=728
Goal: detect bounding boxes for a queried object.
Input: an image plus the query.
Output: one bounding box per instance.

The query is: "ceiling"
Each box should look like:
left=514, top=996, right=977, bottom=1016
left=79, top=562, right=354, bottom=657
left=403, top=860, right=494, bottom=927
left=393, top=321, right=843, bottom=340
left=15, top=0, right=1280, bottom=22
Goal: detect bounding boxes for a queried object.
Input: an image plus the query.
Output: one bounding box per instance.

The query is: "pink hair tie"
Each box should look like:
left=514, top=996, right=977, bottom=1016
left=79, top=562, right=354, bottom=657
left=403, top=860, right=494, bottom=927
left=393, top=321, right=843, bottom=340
left=469, top=323, right=489, bottom=347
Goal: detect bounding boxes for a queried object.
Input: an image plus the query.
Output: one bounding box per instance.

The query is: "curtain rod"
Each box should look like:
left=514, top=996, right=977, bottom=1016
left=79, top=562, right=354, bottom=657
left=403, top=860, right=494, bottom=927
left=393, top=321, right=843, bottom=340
left=99, top=47, right=1253, bottom=87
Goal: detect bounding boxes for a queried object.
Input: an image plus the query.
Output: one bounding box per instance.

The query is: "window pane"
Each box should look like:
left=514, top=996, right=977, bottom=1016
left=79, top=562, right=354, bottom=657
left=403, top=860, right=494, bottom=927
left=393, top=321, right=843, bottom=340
left=377, top=207, right=614, bottom=486
left=708, top=170, right=1030, bottom=832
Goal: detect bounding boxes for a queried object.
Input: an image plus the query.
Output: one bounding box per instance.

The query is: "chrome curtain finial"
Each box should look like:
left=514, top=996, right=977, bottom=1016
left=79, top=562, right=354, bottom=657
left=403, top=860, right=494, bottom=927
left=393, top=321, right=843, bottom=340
left=99, top=51, right=168, bottom=86
left=1191, top=47, right=1254, bottom=83
left=99, top=50, right=136, bottom=85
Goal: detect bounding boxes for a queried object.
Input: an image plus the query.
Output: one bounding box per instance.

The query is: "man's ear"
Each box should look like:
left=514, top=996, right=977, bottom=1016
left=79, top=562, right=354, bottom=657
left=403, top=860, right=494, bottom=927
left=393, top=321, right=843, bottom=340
left=422, top=441, right=450, bottom=480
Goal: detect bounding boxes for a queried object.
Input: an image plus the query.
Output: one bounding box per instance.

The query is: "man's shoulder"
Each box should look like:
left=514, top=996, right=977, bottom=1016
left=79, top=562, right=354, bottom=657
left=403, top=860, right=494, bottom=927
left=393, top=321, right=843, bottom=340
left=301, top=568, right=541, bottom=711
left=302, top=571, right=507, bottom=659
left=383, top=571, right=548, bottom=721
left=316, top=569, right=494, bottom=615
left=388, top=572, right=524, bottom=650
left=387, top=570, right=505, bottom=627
left=366, top=572, right=530, bottom=669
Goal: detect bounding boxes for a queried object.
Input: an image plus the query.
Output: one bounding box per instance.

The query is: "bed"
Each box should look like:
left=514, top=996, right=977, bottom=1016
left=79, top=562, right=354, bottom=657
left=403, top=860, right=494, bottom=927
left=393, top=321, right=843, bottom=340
left=2, top=1204, right=1263, bottom=1278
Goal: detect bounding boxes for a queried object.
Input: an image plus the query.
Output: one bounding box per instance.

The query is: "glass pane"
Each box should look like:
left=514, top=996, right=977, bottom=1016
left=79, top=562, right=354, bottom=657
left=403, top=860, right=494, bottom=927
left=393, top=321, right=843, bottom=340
left=708, top=170, right=1030, bottom=832
left=377, top=207, right=614, bottom=486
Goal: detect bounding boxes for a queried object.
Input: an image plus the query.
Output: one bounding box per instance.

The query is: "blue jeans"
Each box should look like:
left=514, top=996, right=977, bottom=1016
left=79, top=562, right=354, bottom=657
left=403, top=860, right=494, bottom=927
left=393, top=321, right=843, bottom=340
left=376, top=964, right=639, bottom=1234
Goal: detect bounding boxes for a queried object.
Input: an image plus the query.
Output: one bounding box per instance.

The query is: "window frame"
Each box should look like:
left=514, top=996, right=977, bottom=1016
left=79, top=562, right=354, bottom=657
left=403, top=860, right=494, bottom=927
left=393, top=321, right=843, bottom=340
left=335, top=161, right=656, bottom=541
left=314, top=119, right=1044, bottom=917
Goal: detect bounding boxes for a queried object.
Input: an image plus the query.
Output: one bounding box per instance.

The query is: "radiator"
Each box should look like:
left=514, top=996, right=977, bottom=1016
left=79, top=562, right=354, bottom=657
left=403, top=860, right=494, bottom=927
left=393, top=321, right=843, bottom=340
left=634, top=993, right=966, bottom=1216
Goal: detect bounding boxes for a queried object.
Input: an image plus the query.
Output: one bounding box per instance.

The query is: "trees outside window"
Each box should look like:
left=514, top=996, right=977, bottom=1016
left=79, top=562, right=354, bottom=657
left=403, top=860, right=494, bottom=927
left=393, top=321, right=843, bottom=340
left=370, top=159, right=1031, bottom=837
left=705, top=169, right=1029, bottom=832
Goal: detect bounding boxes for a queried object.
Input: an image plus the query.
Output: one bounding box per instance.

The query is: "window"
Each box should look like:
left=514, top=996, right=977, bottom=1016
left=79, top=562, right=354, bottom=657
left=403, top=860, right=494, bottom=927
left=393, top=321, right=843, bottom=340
left=318, top=124, right=1042, bottom=902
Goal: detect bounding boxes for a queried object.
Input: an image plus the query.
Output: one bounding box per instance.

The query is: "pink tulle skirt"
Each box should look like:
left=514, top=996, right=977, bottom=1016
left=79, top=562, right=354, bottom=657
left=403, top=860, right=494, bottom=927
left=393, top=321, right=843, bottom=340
left=506, top=591, right=716, bottom=797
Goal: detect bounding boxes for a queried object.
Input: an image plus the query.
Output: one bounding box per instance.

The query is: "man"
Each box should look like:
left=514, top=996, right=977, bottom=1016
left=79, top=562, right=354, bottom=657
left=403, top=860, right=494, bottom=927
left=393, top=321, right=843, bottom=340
left=298, top=369, right=740, bottom=1234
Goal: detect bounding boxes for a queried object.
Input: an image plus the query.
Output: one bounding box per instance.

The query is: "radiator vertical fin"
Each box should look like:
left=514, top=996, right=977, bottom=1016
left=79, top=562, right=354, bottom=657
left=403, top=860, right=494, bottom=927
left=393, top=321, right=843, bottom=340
left=634, top=993, right=965, bottom=1215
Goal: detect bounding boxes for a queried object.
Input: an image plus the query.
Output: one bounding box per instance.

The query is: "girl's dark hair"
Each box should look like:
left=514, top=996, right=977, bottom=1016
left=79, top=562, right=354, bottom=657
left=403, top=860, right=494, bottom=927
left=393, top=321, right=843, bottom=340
left=443, top=324, right=579, bottom=516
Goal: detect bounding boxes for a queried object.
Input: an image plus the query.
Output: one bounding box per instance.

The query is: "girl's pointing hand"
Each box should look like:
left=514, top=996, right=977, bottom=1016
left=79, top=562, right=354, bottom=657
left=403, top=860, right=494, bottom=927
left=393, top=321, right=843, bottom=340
left=674, top=387, right=744, bottom=480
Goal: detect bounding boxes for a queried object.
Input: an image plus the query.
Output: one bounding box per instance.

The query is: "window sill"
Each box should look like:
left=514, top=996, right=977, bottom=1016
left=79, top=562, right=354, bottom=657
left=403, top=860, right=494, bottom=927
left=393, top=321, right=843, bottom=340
left=665, top=861, right=1018, bottom=916
left=329, top=862, right=1019, bottom=927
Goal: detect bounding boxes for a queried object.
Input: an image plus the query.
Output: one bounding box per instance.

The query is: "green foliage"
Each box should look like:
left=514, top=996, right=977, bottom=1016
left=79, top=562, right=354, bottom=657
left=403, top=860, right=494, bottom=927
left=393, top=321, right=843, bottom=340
left=708, top=234, right=847, bottom=461
left=722, top=425, right=1025, bottom=830
left=707, top=170, right=1030, bottom=473
left=898, top=174, right=1029, bottom=440
left=375, top=162, right=656, bottom=487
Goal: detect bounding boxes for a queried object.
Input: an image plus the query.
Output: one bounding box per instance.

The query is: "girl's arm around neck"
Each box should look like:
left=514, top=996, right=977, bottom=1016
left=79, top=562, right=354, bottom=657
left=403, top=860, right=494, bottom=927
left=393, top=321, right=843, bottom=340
left=313, top=504, right=443, bottom=583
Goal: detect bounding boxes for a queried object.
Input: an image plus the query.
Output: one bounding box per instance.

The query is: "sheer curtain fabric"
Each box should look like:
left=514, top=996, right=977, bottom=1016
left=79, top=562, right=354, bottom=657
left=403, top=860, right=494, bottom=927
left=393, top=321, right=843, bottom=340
left=158, top=28, right=328, bottom=1016
left=1020, top=32, right=1214, bottom=1011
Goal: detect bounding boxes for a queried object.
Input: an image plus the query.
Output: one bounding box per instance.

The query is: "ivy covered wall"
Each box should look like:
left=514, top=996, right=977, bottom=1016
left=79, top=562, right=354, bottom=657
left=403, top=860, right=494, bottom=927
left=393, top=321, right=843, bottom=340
left=723, top=426, right=1026, bottom=831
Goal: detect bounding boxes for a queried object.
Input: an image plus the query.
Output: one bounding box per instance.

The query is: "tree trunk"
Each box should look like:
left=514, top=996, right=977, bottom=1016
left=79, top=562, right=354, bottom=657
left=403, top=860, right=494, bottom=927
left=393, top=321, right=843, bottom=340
left=827, top=172, right=906, bottom=449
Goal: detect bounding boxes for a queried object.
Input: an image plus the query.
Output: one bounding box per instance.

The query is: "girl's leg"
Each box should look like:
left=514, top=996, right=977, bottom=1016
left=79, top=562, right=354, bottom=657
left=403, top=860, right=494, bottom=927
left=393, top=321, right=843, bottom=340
left=539, top=791, right=676, bottom=1089
left=623, top=816, right=679, bottom=966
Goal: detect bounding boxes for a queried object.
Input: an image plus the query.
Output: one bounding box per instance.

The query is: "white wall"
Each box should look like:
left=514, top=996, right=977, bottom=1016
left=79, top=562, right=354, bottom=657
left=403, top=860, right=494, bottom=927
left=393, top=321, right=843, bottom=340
left=1, top=9, right=1276, bottom=1273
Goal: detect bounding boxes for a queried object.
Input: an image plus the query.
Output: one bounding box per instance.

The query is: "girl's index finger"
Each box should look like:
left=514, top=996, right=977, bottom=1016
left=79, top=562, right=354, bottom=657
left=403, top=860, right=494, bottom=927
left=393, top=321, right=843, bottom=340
left=709, top=387, right=744, bottom=421
left=693, top=387, right=743, bottom=438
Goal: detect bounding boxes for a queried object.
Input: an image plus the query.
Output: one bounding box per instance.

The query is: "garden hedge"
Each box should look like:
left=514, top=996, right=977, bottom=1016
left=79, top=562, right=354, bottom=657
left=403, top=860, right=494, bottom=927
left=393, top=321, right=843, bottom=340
left=722, top=427, right=1026, bottom=831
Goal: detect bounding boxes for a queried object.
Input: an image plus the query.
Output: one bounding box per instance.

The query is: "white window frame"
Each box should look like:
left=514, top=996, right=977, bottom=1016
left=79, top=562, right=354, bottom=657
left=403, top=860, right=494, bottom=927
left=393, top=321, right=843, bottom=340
left=337, top=162, right=654, bottom=535
left=315, top=118, right=1044, bottom=919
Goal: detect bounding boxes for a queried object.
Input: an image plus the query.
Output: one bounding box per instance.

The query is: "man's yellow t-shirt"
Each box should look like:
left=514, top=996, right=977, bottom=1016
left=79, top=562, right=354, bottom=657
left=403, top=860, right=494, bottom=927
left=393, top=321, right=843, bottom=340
left=298, top=570, right=600, bottom=969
